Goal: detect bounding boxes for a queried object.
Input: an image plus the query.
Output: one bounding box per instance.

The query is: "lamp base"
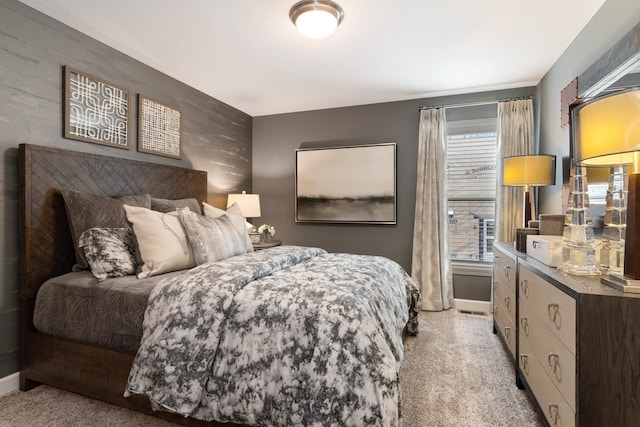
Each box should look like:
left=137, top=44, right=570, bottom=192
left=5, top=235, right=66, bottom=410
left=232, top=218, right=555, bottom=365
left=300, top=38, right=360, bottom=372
left=601, top=274, right=640, bottom=294
left=245, top=220, right=256, bottom=233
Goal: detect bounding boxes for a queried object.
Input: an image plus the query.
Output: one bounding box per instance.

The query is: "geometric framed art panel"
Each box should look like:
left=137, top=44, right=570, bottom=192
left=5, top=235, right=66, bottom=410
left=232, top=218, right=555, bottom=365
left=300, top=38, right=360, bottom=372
left=137, top=95, right=182, bottom=159
left=63, top=66, right=131, bottom=149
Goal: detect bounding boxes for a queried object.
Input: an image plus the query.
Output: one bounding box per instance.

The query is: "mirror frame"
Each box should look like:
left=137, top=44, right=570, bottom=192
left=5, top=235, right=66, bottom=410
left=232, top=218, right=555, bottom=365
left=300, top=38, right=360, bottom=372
left=578, top=21, right=640, bottom=100
left=561, top=21, right=640, bottom=184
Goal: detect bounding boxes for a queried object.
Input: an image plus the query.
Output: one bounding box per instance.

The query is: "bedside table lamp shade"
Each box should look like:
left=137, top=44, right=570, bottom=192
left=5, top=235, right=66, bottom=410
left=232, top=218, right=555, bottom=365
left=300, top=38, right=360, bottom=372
left=502, top=154, right=556, bottom=227
left=227, top=191, right=261, bottom=231
left=573, top=88, right=640, bottom=288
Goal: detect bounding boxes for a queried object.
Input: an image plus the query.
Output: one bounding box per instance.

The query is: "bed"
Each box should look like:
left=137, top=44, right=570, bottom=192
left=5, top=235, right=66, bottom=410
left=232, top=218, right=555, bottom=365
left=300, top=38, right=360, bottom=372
left=18, top=143, right=420, bottom=426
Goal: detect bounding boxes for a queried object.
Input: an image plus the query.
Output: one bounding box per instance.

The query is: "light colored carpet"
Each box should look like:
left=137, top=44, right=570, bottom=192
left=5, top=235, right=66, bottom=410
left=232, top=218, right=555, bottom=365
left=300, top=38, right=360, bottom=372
left=0, top=310, right=541, bottom=426
left=399, top=310, right=541, bottom=426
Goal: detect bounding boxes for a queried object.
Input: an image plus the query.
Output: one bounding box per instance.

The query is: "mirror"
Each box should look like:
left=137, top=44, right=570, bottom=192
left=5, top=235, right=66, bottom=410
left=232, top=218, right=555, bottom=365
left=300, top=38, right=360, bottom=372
left=569, top=22, right=640, bottom=232
left=577, top=22, right=640, bottom=100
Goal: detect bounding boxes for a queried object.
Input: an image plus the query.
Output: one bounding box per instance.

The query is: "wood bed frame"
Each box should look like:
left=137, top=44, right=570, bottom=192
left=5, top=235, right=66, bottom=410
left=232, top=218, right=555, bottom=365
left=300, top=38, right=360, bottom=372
left=18, top=143, right=241, bottom=426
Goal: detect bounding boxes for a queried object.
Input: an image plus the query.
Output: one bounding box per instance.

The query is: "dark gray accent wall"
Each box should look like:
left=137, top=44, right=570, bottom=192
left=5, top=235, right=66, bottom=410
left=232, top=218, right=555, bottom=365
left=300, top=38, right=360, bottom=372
left=252, top=88, right=534, bottom=274
left=0, top=1, right=251, bottom=380
left=452, top=274, right=492, bottom=302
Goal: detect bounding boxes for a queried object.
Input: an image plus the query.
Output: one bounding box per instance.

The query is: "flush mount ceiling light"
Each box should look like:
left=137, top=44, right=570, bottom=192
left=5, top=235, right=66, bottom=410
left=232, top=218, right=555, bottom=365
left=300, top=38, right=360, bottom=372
left=289, top=0, right=344, bottom=39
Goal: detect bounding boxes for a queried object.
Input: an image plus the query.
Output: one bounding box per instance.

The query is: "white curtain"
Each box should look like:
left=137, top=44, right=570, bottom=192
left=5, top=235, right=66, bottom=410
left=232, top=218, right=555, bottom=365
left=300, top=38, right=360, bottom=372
left=495, top=99, right=534, bottom=243
left=411, top=108, right=453, bottom=311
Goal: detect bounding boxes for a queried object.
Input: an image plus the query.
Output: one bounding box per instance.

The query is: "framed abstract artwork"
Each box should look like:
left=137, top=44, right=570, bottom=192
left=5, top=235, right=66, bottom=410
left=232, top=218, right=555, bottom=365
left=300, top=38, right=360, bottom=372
left=137, top=95, right=183, bottom=159
left=64, top=66, right=131, bottom=149
left=295, top=143, right=397, bottom=224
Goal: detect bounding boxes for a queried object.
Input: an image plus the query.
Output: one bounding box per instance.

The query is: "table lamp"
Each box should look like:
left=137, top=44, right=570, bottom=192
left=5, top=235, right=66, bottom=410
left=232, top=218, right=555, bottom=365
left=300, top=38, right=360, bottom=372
left=573, top=87, right=640, bottom=291
left=502, top=154, right=557, bottom=227
left=227, top=191, right=261, bottom=232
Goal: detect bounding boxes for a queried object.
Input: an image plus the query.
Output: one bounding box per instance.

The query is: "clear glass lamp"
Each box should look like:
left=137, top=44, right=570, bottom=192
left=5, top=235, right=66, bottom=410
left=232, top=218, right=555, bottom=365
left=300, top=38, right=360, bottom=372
left=572, top=88, right=640, bottom=291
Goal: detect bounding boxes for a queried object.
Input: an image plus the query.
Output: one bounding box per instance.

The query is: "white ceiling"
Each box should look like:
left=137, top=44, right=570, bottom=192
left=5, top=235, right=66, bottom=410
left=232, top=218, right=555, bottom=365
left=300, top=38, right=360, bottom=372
left=19, top=0, right=607, bottom=117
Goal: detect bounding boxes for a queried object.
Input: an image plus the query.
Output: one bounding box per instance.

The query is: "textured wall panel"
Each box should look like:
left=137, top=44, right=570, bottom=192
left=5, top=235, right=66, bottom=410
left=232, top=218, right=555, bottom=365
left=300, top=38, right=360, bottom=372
left=0, top=0, right=251, bottom=378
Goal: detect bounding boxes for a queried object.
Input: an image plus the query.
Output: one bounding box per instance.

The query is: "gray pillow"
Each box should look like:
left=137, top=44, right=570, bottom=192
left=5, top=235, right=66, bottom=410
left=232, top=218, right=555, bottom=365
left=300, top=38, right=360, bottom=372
left=151, top=197, right=201, bottom=214
left=79, top=228, right=137, bottom=281
left=178, top=207, right=247, bottom=265
left=60, top=189, right=151, bottom=270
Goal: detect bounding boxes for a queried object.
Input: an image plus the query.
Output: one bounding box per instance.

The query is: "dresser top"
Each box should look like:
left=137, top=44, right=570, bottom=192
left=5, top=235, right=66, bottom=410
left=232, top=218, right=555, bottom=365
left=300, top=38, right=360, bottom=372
left=494, top=241, right=640, bottom=299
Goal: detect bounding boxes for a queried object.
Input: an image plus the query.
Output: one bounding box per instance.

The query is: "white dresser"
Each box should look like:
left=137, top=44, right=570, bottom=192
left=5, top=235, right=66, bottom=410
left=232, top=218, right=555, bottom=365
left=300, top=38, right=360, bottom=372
left=493, top=242, right=640, bottom=426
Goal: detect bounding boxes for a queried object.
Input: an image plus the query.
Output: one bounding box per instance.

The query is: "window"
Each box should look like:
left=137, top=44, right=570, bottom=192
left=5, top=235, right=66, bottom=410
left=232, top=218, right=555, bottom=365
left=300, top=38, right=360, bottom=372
left=446, top=118, right=497, bottom=262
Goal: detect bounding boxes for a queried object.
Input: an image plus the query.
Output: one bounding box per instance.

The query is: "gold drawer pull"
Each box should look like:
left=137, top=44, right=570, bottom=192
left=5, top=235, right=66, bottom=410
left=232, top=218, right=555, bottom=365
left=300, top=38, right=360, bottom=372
left=547, top=303, right=562, bottom=328
left=504, top=265, right=511, bottom=279
left=520, top=354, right=528, bottom=373
left=504, top=326, right=511, bottom=340
left=520, top=279, right=529, bottom=298
left=520, top=317, right=529, bottom=336
left=504, top=296, right=511, bottom=310
left=548, top=403, right=559, bottom=425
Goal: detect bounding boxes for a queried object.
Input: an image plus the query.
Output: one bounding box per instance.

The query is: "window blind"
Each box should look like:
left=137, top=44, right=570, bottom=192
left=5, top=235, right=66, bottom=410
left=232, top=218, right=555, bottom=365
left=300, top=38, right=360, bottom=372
left=446, top=131, right=497, bottom=262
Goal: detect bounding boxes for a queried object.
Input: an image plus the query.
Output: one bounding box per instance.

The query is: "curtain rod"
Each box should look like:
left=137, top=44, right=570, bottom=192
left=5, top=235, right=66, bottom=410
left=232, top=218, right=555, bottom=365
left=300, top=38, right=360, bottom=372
left=418, top=96, right=532, bottom=111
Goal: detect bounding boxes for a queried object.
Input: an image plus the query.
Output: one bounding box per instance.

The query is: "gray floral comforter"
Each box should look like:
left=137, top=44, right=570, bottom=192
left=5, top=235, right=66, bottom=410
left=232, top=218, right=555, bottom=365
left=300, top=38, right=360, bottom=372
left=126, top=246, right=420, bottom=426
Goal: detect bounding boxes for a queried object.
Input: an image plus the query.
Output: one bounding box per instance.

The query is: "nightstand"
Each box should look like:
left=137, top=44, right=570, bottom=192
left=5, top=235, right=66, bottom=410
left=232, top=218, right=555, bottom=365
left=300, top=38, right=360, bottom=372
left=252, top=239, right=282, bottom=250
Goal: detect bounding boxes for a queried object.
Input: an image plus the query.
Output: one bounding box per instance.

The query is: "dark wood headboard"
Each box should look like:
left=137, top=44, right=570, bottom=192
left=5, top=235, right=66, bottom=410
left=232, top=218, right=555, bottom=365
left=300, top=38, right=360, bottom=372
left=18, top=143, right=208, bottom=302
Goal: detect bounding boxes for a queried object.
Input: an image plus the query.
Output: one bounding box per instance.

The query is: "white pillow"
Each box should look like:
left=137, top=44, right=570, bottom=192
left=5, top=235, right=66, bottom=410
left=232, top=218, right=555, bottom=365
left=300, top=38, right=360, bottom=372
left=123, top=205, right=196, bottom=278
left=178, top=208, right=247, bottom=265
left=202, top=201, right=254, bottom=252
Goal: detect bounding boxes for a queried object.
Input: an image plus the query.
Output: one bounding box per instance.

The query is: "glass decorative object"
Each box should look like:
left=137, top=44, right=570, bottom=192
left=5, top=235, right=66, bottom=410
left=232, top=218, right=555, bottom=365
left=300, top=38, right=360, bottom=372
left=600, top=165, right=628, bottom=275
left=561, top=164, right=601, bottom=275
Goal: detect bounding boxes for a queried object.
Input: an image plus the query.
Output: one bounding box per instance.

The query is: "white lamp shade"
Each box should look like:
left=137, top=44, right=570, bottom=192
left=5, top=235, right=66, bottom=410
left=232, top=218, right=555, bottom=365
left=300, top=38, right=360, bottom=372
left=502, top=155, right=556, bottom=187
left=574, top=88, right=640, bottom=169
left=227, top=192, right=261, bottom=217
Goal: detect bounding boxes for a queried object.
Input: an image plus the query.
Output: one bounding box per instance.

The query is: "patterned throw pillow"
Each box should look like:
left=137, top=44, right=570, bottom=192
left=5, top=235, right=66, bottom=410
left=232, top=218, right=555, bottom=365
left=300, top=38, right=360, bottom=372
left=178, top=207, right=247, bottom=265
left=79, top=228, right=137, bottom=281
left=202, top=201, right=254, bottom=252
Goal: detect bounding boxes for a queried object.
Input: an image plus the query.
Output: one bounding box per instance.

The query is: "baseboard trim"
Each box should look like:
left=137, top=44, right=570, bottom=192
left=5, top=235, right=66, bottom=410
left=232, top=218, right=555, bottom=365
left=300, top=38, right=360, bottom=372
left=0, top=372, right=20, bottom=396
left=454, top=298, right=491, bottom=314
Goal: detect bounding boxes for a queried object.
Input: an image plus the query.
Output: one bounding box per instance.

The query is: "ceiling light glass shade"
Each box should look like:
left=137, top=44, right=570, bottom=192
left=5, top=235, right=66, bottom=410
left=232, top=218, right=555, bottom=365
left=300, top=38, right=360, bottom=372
left=573, top=88, right=640, bottom=171
left=290, top=0, right=344, bottom=39
left=227, top=191, right=261, bottom=217
left=502, top=155, right=556, bottom=187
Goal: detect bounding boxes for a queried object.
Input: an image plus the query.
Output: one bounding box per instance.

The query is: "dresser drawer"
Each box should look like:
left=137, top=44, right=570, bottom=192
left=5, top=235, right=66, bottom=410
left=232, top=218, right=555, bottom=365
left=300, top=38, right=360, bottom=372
left=520, top=337, right=575, bottom=427
left=519, top=265, right=576, bottom=353
left=520, top=300, right=576, bottom=411
left=494, top=251, right=516, bottom=290
left=494, top=300, right=516, bottom=356
left=494, top=278, right=515, bottom=322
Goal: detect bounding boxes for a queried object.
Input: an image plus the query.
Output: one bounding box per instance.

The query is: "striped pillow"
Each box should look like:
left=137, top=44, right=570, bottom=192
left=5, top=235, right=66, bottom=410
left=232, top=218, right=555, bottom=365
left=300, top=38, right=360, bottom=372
left=178, top=207, right=247, bottom=265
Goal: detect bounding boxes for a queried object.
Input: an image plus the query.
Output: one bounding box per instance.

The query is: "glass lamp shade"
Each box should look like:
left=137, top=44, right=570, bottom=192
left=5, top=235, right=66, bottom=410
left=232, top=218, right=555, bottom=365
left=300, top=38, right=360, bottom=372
left=290, top=0, right=344, bottom=39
